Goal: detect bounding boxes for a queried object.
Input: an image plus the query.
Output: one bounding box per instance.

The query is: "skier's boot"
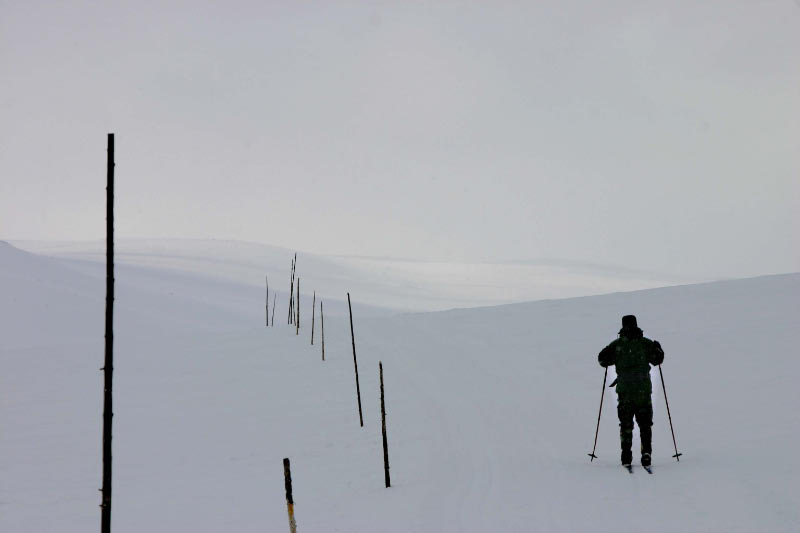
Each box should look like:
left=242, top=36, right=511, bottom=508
left=641, top=453, right=651, bottom=467
left=621, top=449, right=632, bottom=466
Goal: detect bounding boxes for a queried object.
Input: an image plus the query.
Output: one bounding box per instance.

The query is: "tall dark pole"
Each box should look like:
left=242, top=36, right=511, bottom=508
left=266, top=275, right=269, bottom=327
left=295, top=278, right=300, bottom=335
left=588, top=367, right=607, bottom=462
left=292, top=255, right=297, bottom=324
left=380, top=362, right=391, bottom=487
left=348, top=293, right=364, bottom=427
left=101, top=133, right=114, bottom=532
left=271, top=294, right=276, bottom=327
left=659, top=365, right=683, bottom=461
left=288, top=256, right=295, bottom=324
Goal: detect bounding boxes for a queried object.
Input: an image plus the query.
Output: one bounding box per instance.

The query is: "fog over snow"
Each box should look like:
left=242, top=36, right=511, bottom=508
left=2, top=1, right=799, bottom=279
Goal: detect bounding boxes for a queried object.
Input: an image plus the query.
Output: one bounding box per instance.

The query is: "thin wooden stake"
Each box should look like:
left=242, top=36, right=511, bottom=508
left=266, top=275, right=269, bottom=327
left=288, top=258, right=293, bottom=324
left=380, top=362, right=391, bottom=488
left=293, top=255, right=297, bottom=323
left=101, top=133, right=114, bottom=533
left=283, top=458, right=297, bottom=533
left=311, top=291, right=316, bottom=345
left=320, top=300, right=325, bottom=361
left=288, top=255, right=296, bottom=324
left=292, top=255, right=297, bottom=325
left=295, top=278, right=300, bottom=335
left=287, top=262, right=292, bottom=324
left=271, top=294, right=276, bottom=327
left=348, top=293, right=364, bottom=427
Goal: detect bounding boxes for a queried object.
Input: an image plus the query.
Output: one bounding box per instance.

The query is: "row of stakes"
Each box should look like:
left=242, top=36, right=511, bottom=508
left=99, top=136, right=378, bottom=532
left=266, top=255, right=391, bottom=533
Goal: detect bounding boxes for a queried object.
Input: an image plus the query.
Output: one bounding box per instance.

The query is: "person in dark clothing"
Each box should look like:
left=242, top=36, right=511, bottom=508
left=598, top=315, right=664, bottom=467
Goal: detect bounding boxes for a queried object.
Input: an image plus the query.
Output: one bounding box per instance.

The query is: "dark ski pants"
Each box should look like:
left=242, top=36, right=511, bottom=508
left=617, top=397, right=653, bottom=462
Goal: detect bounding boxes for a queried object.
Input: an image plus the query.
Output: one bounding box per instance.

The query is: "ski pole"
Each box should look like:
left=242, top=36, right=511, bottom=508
left=658, top=365, right=682, bottom=461
left=588, top=366, right=608, bottom=461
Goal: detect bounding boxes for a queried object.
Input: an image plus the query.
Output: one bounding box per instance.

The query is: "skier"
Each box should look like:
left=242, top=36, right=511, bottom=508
left=598, top=315, right=664, bottom=469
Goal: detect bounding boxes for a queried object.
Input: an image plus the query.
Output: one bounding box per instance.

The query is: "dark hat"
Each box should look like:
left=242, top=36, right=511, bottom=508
left=621, top=315, right=638, bottom=329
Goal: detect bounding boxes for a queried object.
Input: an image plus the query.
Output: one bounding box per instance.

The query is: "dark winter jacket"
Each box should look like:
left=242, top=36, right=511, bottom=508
left=598, top=327, right=664, bottom=401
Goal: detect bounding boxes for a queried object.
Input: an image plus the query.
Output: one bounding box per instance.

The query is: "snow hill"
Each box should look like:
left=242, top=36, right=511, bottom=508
left=11, top=238, right=697, bottom=312
left=1, top=241, right=798, bottom=532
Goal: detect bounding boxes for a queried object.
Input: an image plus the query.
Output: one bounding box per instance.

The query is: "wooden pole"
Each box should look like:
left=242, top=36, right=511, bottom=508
left=101, top=133, right=114, bottom=533
left=380, top=362, right=391, bottom=488
left=295, top=278, right=300, bottom=335
left=293, top=255, right=297, bottom=324
left=311, top=291, right=316, bottom=345
left=283, top=458, right=297, bottom=533
left=320, top=300, right=325, bottom=361
left=288, top=256, right=295, bottom=324
left=266, top=275, right=269, bottom=327
left=289, top=254, right=297, bottom=324
left=271, top=294, right=276, bottom=327
left=348, top=293, right=364, bottom=427
left=287, top=262, right=292, bottom=324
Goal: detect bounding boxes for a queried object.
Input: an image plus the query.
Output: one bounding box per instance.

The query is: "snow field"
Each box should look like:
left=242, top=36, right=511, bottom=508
left=1, top=242, right=798, bottom=532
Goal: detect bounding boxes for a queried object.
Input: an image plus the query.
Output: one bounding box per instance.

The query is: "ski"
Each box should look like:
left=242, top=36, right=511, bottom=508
left=623, top=464, right=633, bottom=474
left=643, top=465, right=653, bottom=474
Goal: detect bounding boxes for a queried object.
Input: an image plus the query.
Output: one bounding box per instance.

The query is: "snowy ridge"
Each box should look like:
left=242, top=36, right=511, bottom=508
left=11, top=238, right=700, bottom=312
left=1, top=242, right=798, bottom=532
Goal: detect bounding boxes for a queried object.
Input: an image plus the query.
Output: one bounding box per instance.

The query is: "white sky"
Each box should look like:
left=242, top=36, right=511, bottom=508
left=2, top=1, right=798, bottom=278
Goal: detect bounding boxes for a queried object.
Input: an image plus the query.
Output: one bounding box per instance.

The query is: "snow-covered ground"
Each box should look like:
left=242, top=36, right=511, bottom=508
left=11, top=238, right=699, bottom=311
left=2, top=240, right=798, bottom=532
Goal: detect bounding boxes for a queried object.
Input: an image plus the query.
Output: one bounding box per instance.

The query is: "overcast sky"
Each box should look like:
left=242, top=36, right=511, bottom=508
left=2, top=1, right=798, bottom=278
